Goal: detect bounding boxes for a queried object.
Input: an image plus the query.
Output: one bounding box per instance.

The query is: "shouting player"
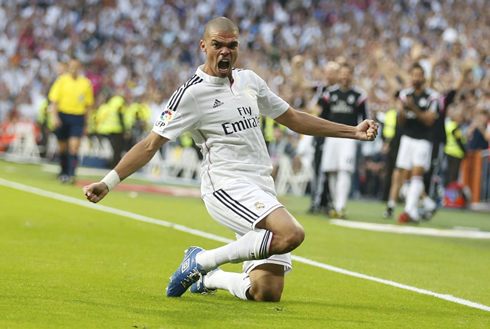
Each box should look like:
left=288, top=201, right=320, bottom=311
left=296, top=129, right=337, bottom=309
left=83, top=17, right=378, bottom=302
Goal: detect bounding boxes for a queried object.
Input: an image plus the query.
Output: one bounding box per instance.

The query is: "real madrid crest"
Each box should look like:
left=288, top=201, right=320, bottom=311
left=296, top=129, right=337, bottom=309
left=254, top=202, right=265, bottom=211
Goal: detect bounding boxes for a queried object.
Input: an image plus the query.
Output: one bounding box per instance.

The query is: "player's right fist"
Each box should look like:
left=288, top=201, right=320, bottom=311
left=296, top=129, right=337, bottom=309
left=83, top=182, right=109, bottom=204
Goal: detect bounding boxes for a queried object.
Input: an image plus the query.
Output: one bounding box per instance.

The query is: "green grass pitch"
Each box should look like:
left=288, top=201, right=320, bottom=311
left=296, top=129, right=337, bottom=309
left=1, top=160, right=489, bottom=328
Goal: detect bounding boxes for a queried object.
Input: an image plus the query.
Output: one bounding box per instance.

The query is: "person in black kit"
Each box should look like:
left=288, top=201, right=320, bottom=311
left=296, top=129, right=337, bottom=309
left=424, top=61, right=472, bottom=203
left=318, top=63, right=370, bottom=218
left=384, top=60, right=471, bottom=219
left=381, top=92, right=403, bottom=200
left=395, top=63, right=439, bottom=223
left=307, top=61, right=340, bottom=214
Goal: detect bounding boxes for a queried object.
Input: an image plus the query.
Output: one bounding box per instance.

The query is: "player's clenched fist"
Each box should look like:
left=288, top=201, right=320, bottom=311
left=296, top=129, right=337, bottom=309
left=355, top=119, right=379, bottom=141
left=83, top=182, right=109, bottom=203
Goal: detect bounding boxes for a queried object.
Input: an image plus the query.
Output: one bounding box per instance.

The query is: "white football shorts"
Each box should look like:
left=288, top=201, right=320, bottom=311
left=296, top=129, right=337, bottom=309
left=202, top=180, right=292, bottom=274
left=320, top=137, right=357, bottom=173
left=395, top=135, right=432, bottom=171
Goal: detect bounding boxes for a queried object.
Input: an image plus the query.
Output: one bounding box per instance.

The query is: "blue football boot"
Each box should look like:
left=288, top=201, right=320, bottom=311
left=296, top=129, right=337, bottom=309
left=166, top=246, right=206, bottom=297
left=190, top=268, right=220, bottom=295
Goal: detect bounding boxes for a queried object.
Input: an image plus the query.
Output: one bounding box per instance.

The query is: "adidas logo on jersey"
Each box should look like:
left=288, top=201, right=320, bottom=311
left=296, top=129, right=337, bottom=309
left=213, top=99, right=224, bottom=108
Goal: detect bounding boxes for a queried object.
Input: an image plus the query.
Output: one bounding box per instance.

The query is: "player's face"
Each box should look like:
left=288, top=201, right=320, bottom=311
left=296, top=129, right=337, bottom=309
left=411, top=68, right=425, bottom=89
left=339, top=67, right=352, bottom=89
left=200, top=29, right=239, bottom=79
left=68, top=60, right=81, bottom=76
left=324, top=66, right=338, bottom=85
left=57, top=63, right=67, bottom=76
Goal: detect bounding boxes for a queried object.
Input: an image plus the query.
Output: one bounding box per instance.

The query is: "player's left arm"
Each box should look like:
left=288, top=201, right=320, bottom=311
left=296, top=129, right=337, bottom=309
left=274, top=107, right=378, bottom=141
left=254, top=72, right=377, bottom=140
left=406, top=95, right=436, bottom=126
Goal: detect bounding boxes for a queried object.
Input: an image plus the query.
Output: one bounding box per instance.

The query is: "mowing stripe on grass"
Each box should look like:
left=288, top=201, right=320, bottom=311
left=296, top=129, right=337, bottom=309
left=1, top=177, right=489, bottom=313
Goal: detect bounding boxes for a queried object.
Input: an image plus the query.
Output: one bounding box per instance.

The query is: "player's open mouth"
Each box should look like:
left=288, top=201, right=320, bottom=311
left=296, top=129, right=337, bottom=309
left=218, top=60, right=230, bottom=72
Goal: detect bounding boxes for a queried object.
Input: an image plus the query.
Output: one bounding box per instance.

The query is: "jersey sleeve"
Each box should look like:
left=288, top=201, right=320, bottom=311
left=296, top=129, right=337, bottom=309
left=48, top=77, right=62, bottom=103
left=253, top=72, right=290, bottom=119
left=398, top=89, right=407, bottom=105
left=356, top=90, right=370, bottom=120
left=151, top=89, right=200, bottom=142
left=428, top=92, right=440, bottom=113
left=318, top=91, right=330, bottom=119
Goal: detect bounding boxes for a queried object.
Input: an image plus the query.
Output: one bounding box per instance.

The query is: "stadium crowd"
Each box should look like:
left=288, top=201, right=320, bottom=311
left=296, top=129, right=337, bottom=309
left=0, top=0, right=489, bottom=208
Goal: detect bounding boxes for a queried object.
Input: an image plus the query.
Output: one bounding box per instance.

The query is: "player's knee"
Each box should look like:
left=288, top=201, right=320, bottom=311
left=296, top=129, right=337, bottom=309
left=275, top=225, right=305, bottom=253
left=289, top=225, right=305, bottom=249
left=251, top=287, right=283, bottom=302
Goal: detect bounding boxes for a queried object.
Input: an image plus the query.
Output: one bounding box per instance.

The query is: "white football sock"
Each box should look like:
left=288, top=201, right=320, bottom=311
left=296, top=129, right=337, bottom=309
left=328, top=172, right=338, bottom=206
left=204, top=269, right=251, bottom=300
left=387, top=200, right=396, bottom=208
left=400, top=180, right=409, bottom=200
left=422, top=196, right=436, bottom=212
left=196, top=229, right=273, bottom=272
left=405, top=177, right=424, bottom=220
left=335, top=171, right=351, bottom=212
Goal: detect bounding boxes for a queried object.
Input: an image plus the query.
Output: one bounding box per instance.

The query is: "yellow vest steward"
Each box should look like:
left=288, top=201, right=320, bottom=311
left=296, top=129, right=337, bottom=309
left=444, top=121, right=465, bottom=159
left=383, top=109, right=397, bottom=140
left=48, top=74, right=94, bottom=115
left=96, top=96, right=126, bottom=135
left=261, top=116, right=285, bottom=142
left=37, top=99, right=55, bottom=131
left=124, top=102, right=151, bottom=131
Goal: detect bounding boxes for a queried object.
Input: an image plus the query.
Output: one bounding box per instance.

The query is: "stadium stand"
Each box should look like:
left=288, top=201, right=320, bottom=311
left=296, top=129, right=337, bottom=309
left=0, top=0, right=489, bottom=203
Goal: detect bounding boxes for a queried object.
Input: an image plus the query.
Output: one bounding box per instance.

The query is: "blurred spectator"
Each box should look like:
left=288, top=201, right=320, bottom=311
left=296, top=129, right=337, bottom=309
left=466, top=110, right=489, bottom=151
left=96, top=94, right=126, bottom=169
left=268, top=126, right=296, bottom=180
left=0, top=110, right=19, bottom=152
left=444, top=104, right=466, bottom=187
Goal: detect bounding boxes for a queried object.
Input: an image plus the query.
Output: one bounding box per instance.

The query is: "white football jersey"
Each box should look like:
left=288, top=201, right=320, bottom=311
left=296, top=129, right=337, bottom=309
left=152, top=66, right=290, bottom=195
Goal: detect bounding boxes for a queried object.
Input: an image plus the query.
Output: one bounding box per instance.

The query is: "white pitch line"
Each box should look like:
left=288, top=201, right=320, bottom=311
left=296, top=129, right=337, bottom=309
left=1, top=177, right=489, bottom=313
left=330, top=219, right=490, bottom=239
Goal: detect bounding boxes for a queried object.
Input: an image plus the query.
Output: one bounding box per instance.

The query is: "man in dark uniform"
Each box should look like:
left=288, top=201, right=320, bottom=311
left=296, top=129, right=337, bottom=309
left=318, top=63, right=370, bottom=218
left=424, top=62, right=471, bottom=203
left=307, top=61, right=339, bottom=214
left=395, top=63, right=439, bottom=223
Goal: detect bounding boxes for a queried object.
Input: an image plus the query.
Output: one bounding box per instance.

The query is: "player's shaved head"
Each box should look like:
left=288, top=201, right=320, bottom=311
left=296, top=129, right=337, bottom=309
left=200, top=17, right=240, bottom=79
left=325, top=61, right=340, bottom=71
left=203, top=17, right=239, bottom=40
left=340, top=63, right=353, bottom=73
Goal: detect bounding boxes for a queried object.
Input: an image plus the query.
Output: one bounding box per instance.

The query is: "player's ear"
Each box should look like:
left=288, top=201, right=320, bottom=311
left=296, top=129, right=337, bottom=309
left=200, top=40, right=206, bottom=53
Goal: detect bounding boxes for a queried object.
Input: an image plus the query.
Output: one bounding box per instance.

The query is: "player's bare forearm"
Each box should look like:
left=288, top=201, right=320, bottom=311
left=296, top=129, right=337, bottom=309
left=416, top=110, right=435, bottom=126
left=114, top=132, right=168, bottom=180
left=276, top=108, right=354, bottom=138
left=397, top=109, right=406, bottom=127
left=275, top=108, right=378, bottom=141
